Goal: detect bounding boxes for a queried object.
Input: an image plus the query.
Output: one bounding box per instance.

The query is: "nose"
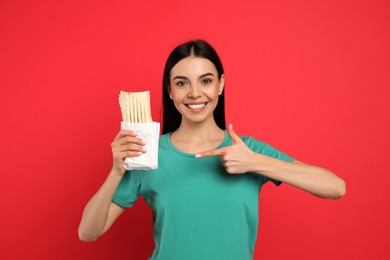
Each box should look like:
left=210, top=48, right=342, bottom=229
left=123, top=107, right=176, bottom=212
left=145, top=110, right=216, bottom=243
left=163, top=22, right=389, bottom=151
left=188, top=84, right=201, bottom=98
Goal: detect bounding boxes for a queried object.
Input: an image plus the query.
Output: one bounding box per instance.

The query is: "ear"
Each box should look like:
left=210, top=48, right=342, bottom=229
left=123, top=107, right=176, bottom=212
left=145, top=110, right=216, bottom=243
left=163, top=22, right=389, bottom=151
left=218, top=74, right=225, bottom=95
left=166, top=83, right=173, bottom=99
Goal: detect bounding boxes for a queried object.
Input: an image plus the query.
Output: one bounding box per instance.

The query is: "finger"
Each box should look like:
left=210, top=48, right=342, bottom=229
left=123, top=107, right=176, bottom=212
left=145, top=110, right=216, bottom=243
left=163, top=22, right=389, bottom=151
left=227, top=124, right=243, bottom=144
left=111, top=138, right=145, bottom=154
left=116, top=136, right=145, bottom=146
left=195, top=147, right=225, bottom=158
left=119, top=143, right=147, bottom=153
left=114, top=130, right=137, bottom=141
left=118, top=150, right=143, bottom=158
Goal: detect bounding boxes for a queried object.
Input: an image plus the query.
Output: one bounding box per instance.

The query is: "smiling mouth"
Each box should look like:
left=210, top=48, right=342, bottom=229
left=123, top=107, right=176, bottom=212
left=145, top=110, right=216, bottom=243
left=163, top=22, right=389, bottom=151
left=186, top=103, right=207, bottom=110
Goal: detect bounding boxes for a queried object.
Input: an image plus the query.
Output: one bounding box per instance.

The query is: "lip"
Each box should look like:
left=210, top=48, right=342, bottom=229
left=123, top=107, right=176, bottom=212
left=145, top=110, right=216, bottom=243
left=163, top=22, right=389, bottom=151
left=185, top=102, right=208, bottom=112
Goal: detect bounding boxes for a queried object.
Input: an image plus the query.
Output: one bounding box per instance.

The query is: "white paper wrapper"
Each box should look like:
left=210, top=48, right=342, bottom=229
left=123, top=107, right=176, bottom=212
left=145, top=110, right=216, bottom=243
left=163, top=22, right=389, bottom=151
left=121, top=121, right=160, bottom=170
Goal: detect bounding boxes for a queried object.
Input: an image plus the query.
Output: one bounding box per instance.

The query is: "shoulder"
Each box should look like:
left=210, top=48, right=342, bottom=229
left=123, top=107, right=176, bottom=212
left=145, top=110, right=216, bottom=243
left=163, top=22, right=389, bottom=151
left=240, top=135, right=295, bottom=162
left=239, top=135, right=268, bottom=149
left=160, top=133, right=170, bottom=140
left=158, top=133, right=170, bottom=146
left=240, top=135, right=282, bottom=156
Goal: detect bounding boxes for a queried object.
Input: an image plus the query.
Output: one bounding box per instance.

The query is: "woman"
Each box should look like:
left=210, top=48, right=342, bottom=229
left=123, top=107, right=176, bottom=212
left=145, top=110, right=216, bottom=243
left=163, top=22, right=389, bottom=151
left=78, top=40, right=346, bottom=259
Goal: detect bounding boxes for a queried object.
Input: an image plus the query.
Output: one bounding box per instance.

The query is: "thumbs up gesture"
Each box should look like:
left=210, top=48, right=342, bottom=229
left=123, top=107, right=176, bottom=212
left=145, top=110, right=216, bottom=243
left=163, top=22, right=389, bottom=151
left=196, top=124, right=258, bottom=174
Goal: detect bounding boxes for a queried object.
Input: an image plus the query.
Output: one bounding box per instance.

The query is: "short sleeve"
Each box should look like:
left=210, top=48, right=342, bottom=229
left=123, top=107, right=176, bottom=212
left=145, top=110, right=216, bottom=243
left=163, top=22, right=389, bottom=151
left=112, top=170, right=142, bottom=208
left=242, top=136, right=295, bottom=186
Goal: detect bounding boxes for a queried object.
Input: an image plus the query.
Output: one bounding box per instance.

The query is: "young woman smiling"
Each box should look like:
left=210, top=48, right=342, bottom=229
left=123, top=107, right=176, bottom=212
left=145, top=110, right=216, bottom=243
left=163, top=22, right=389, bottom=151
left=78, top=40, right=346, bottom=260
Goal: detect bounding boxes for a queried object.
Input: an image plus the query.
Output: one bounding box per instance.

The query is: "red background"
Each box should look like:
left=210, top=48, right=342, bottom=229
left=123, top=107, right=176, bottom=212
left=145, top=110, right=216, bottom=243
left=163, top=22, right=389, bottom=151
left=1, top=0, right=389, bottom=259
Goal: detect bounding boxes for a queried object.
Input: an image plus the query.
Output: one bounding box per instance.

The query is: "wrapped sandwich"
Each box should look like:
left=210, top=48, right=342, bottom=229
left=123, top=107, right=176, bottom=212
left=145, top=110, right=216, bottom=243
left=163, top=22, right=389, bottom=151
left=119, top=90, right=160, bottom=170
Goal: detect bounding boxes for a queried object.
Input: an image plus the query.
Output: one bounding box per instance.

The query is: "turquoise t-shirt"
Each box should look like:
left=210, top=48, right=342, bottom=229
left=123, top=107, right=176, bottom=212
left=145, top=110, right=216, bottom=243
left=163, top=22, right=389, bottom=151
left=113, top=131, right=294, bottom=260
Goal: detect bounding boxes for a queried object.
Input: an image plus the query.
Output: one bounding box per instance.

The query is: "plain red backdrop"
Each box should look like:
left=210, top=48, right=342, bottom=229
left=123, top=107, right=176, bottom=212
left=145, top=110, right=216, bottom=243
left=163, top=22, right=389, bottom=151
left=1, top=0, right=389, bottom=259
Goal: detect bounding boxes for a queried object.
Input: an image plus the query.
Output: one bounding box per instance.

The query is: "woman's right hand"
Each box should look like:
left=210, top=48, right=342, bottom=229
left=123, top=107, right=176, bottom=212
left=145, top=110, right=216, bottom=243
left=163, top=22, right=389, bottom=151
left=111, top=130, right=146, bottom=175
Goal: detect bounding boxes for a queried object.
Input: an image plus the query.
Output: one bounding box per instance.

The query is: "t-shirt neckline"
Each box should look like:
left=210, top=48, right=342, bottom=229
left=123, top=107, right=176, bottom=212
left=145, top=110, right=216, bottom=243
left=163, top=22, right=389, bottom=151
left=165, top=130, right=229, bottom=157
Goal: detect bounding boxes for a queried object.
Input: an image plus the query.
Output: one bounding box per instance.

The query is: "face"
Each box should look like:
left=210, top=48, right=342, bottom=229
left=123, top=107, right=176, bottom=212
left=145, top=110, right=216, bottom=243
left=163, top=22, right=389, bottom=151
left=169, top=56, right=225, bottom=125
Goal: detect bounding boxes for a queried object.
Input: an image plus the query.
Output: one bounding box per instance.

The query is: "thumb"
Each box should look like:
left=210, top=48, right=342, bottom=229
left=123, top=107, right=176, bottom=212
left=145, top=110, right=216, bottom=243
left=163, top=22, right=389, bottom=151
left=227, top=124, right=243, bottom=144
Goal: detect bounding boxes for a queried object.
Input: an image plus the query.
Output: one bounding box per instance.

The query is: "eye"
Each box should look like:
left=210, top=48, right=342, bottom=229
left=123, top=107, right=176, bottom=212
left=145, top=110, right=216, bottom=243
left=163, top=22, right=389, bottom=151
left=175, top=80, right=188, bottom=87
left=201, top=78, right=213, bottom=85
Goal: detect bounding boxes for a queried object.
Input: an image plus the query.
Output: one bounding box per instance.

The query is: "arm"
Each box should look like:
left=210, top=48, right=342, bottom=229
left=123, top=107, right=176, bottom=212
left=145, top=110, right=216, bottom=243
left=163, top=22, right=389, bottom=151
left=78, top=130, right=146, bottom=242
left=252, top=156, right=346, bottom=199
left=196, top=124, right=346, bottom=200
left=78, top=170, right=125, bottom=242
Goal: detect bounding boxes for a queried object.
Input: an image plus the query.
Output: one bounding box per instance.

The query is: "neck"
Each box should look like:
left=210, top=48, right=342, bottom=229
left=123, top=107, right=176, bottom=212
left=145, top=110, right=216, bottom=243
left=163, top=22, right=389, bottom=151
left=169, top=118, right=225, bottom=154
left=172, top=118, right=224, bottom=142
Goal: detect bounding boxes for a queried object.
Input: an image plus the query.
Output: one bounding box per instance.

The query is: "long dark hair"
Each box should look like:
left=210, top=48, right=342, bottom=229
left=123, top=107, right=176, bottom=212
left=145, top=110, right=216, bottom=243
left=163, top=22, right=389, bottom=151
left=162, top=39, right=226, bottom=134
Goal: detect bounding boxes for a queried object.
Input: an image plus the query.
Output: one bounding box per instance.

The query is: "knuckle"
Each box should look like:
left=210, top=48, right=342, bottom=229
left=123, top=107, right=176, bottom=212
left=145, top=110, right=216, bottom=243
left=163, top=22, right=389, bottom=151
left=228, top=168, right=236, bottom=174
left=126, top=151, right=140, bottom=157
left=122, top=129, right=132, bottom=135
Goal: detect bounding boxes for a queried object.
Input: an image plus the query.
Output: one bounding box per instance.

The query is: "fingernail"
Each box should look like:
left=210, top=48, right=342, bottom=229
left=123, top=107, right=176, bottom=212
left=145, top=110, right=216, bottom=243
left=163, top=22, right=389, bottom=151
left=143, top=147, right=147, bottom=152
left=229, top=124, right=233, bottom=130
left=195, top=154, right=201, bottom=158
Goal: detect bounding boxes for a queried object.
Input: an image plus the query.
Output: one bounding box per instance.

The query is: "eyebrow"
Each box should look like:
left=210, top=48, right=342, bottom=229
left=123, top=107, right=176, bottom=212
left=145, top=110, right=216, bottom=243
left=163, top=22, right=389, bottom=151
left=173, top=72, right=215, bottom=81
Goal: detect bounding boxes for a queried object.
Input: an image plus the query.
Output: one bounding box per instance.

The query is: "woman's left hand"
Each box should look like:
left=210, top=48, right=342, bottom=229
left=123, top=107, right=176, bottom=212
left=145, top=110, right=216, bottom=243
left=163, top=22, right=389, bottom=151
left=196, top=125, right=346, bottom=199
left=196, top=124, right=258, bottom=174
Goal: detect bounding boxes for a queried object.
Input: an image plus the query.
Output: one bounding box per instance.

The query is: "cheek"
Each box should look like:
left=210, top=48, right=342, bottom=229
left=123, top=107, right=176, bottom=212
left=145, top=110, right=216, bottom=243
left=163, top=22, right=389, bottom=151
left=170, top=89, right=185, bottom=100
left=205, top=86, right=220, bottom=98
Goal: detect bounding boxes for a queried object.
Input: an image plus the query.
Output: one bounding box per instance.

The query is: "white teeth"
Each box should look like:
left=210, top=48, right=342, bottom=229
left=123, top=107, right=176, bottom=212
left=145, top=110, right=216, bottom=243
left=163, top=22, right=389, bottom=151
left=188, top=103, right=206, bottom=109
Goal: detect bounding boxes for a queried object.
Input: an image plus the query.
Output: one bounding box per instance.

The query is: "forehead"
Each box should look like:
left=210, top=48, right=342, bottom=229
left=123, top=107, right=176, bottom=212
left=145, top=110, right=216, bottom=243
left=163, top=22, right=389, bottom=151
left=170, top=57, right=217, bottom=77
